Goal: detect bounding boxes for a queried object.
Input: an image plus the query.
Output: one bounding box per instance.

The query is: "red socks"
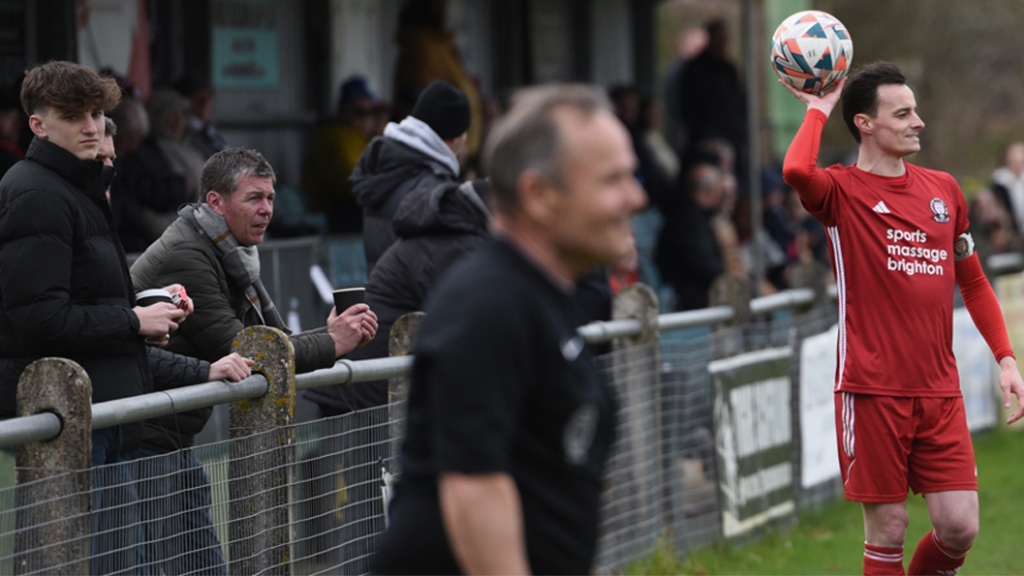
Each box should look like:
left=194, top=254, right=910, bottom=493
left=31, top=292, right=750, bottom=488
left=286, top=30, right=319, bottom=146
left=864, top=530, right=971, bottom=575
left=864, top=543, right=905, bottom=575
left=907, top=530, right=970, bottom=575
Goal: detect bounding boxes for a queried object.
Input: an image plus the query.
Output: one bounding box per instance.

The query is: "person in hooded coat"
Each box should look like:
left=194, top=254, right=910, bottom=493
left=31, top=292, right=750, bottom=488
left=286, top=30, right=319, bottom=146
left=303, top=177, right=489, bottom=573
left=351, top=79, right=471, bottom=274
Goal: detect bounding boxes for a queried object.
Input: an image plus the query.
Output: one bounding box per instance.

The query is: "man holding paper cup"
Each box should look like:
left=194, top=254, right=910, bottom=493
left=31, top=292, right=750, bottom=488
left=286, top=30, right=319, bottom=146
left=131, top=147, right=378, bottom=451
left=130, top=148, right=377, bottom=571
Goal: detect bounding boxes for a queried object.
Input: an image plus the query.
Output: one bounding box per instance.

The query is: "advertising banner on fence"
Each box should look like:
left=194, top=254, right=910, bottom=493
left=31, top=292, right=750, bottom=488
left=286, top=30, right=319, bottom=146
left=995, top=273, right=1024, bottom=358
left=952, top=307, right=998, bottom=431
left=710, top=347, right=795, bottom=539
left=799, top=325, right=840, bottom=488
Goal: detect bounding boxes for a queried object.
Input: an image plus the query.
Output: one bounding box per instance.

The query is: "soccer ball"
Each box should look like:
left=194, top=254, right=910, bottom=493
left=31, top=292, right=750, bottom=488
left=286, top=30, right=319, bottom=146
left=771, top=10, right=853, bottom=95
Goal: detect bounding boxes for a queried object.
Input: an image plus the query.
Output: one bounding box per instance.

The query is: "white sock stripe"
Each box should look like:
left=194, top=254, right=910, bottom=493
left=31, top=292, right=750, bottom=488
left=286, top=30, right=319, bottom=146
left=864, top=550, right=904, bottom=562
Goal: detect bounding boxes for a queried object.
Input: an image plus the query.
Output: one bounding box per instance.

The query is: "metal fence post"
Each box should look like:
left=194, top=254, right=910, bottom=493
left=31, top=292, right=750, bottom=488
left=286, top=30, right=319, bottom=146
left=228, top=326, right=296, bottom=575
left=14, top=358, right=92, bottom=575
left=387, top=312, right=423, bottom=464
left=601, top=284, right=663, bottom=557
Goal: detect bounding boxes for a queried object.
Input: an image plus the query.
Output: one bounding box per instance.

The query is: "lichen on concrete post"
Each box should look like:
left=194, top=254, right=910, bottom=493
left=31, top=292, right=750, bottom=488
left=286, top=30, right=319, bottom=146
left=15, top=357, right=92, bottom=575
left=227, top=325, right=296, bottom=575
left=387, top=312, right=423, bottom=462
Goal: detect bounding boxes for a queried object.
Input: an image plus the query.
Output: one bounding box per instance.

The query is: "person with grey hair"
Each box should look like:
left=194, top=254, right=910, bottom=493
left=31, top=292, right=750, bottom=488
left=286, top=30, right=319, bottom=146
left=98, top=116, right=116, bottom=167
left=118, top=87, right=206, bottom=241
left=129, top=147, right=377, bottom=574
left=372, top=84, right=647, bottom=575
left=106, top=94, right=155, bottom=251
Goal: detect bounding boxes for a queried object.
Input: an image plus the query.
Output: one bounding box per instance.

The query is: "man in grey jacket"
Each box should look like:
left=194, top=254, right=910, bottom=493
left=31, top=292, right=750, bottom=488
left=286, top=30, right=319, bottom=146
left=132, top=147, right=377, bottom=449
left=352, top=79, right=471, bottom=273
left=130, top=147, right=377, bottom=574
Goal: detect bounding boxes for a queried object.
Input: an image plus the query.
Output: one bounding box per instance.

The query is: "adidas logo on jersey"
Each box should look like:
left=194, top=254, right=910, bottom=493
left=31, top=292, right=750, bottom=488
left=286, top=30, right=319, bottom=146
left=872, top=201, right=891, bottom=214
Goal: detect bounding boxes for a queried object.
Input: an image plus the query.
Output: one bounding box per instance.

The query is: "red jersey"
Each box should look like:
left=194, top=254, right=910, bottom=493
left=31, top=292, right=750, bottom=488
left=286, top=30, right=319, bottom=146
left=785, top=110, right=968, bottom=397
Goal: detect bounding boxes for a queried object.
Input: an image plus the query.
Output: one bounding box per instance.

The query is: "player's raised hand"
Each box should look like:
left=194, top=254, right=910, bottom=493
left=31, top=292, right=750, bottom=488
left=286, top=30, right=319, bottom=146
left=780, top=76, right=846, bottom=116
left=998, top=357, right=1024, bottom=424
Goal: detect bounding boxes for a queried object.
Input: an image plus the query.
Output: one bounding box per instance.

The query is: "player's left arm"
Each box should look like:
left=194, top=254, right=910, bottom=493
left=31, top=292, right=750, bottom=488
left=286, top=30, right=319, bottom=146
left=954, top=236, right=1024, bottom=424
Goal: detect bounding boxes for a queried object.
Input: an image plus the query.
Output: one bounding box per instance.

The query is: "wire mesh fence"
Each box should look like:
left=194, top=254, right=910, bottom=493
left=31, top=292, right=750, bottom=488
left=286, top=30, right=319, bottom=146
left=0, top=283, right=1004, bottom=574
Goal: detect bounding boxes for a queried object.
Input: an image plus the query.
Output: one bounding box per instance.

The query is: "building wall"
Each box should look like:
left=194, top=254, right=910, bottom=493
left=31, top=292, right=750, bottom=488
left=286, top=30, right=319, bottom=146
left=327, top=0, right=400, bottom=115
left=590, top=0, right=633, bottom=90
left=211, top=0, right=314, bottom=188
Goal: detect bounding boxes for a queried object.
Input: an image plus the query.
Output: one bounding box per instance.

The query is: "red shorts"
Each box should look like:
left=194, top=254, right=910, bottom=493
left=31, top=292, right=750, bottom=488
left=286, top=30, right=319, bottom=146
left=834, top=392, right=977, bottom=502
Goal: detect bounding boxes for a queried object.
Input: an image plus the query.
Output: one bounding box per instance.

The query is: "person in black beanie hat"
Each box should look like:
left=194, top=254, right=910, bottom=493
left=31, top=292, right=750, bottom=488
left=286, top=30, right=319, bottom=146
left=411, top=79, right=471, bottom=140
left=350, top=79, right=471, bottom=275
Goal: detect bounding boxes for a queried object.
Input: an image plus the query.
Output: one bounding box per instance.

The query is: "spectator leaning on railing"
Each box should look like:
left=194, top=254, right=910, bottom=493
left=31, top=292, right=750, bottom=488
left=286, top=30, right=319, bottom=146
left=129, top=146, right=378, bottom=573
left=130, top=147, right=378, bottom=393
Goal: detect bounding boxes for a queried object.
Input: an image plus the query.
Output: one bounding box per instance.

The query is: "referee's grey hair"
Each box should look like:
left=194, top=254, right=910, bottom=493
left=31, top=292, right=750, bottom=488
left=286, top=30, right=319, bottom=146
left=103, top=115, right=117, bottom=138
left=200, top=147, right=276, bottom=202
left=481, top=84, right=612, bottom=214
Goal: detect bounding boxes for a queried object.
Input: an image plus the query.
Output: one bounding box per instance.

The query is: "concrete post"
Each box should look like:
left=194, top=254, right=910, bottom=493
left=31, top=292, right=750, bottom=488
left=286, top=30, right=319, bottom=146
left=387, top=312, right=423, bottom=463
left=14, top=358, right=92, bottom=575
left=788, top=261, right=828, bottom=313
left=709, top=273, right=752, bottom=358
left=228, top=326, right=296, bottom=575
left=601, top=284, right=664, bottom=552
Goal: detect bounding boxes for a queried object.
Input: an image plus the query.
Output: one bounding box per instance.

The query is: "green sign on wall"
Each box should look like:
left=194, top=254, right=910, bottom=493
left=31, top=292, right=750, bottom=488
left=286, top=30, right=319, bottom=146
left=212, top=0, right=280, bottom=89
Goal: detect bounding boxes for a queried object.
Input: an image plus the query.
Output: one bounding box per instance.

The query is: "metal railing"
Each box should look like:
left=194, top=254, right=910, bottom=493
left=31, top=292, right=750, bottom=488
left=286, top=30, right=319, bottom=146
left=0, top=287, right=812, bottom=449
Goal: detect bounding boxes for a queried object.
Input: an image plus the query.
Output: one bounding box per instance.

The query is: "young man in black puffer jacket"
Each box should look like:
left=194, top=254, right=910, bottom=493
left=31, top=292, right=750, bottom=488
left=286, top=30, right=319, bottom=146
left=0, top=61, right=252, bottom=576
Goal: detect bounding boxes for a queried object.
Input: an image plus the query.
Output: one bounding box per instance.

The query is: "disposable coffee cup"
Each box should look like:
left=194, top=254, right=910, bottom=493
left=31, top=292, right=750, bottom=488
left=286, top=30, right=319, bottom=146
left=333, top=287, right=365, bottom=312
left=136, top=288, right=174, bottom=307
left=136, top=289, right=175, bottom=344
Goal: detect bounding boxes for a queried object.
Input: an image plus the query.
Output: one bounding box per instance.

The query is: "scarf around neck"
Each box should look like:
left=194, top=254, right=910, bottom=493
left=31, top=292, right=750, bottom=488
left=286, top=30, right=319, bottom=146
left=180, top=203, right=287, bottom=331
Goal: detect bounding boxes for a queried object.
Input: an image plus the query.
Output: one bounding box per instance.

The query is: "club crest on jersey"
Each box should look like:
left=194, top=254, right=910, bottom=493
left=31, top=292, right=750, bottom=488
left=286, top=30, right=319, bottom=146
left=930, top=198, right=950, bottom=223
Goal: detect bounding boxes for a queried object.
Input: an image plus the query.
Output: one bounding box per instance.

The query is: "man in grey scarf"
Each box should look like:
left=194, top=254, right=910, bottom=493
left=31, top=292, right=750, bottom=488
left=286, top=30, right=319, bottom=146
left=129, top=147, right=377, bottom=574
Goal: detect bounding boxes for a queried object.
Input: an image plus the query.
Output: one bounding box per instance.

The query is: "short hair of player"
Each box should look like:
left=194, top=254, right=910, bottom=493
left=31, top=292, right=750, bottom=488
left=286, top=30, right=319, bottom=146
left=20, top=60, right=121, bottom=117
left=841, top=61, right=907, bottom=144
left=482, top=83, right=613, bottom=214
left=200, top=147, right=277, bottom=200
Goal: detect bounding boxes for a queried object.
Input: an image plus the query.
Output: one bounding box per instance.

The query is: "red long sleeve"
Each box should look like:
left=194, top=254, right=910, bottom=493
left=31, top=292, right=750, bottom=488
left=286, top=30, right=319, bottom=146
left=956, top=254, right=1015, bottom=362
left=782, top=108, right=832, bottom=212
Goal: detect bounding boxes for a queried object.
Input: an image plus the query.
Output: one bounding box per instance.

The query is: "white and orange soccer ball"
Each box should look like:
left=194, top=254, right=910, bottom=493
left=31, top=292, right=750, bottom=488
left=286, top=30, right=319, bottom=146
left=771, top=10, right=853, bottom=95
